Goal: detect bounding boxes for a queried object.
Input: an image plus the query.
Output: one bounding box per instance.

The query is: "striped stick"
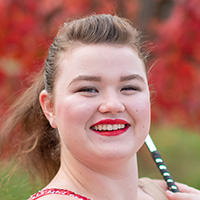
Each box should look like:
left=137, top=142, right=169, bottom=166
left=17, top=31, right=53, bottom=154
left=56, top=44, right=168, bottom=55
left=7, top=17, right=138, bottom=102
left=145, top=134, right=179, bottom=193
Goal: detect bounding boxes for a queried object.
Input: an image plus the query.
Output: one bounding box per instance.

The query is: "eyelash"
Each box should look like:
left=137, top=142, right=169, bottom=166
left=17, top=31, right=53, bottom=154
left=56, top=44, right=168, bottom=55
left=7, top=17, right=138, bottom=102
left=121, top=86, right=140, bottom=92
left=77, top=87, right=98, bottom=93
left=76, top=85, right=141, bottom=94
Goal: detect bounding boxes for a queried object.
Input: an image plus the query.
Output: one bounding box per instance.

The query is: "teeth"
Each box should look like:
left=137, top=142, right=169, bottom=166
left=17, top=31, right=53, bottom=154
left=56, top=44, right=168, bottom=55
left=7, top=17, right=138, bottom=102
left=107, top=125, right=112, bottom=131
left=102, top=124, right=107, bottom=130
left=92, top=124, right=127, bottom=131
left=113, top=124, right=118, bottom=130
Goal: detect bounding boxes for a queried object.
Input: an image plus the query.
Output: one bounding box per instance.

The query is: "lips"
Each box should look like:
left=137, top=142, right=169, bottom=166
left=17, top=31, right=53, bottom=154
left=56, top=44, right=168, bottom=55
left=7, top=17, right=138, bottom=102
left=90, top=119, right=130, bottom=136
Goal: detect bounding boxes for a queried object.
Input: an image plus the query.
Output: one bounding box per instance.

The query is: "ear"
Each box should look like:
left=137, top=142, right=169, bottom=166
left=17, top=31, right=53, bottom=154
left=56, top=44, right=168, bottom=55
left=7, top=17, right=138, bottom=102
left=39, top=90, right=57, bottom=128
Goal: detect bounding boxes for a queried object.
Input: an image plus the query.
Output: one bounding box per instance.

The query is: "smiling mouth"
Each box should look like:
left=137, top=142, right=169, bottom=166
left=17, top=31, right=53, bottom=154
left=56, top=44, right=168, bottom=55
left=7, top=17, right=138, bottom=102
left=90, top=124, right=130, bottom=136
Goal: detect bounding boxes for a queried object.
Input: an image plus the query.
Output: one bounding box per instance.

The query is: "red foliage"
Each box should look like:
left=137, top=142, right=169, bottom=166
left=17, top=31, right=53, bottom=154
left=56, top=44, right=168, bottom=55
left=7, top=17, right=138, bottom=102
left=149, top=0, right=200, bottom=130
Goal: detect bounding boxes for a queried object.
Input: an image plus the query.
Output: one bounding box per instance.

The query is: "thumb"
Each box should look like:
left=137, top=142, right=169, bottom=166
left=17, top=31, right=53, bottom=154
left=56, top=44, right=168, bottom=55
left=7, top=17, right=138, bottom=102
left=166, top=190, right=200, bottom=200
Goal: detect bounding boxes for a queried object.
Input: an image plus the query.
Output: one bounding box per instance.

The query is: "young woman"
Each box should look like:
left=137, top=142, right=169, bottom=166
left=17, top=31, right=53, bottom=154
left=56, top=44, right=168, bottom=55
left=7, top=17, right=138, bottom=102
left=0, top=14, right=199, bottom=200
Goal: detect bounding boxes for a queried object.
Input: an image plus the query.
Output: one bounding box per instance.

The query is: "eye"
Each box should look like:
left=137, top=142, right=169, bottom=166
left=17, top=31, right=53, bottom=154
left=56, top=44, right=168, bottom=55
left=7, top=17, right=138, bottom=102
left=77, top=87, right=98, bottom=93
left=121, top=85, right=141, bottom=94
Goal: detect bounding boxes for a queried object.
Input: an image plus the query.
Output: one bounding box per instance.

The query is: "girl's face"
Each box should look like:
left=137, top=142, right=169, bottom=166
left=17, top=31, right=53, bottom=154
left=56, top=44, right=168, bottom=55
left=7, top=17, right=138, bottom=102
left=47, top=45, right=151, bottom=167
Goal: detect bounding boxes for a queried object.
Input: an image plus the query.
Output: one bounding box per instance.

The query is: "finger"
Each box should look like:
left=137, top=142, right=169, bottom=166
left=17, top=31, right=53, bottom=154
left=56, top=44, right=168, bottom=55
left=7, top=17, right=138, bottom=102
left=166, top=190, right=200, bottom=200
left=175, top=183, right=200, bottom=194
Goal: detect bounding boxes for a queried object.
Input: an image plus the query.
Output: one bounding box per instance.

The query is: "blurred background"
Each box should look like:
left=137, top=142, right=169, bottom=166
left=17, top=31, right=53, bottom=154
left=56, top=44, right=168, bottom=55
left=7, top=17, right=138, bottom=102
left=0, top=0, right=200, bottom=199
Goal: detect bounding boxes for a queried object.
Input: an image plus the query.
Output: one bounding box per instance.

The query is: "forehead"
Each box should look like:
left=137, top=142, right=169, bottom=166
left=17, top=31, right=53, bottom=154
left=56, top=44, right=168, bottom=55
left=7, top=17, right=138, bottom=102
left=57, top=44, right=146, bottom=81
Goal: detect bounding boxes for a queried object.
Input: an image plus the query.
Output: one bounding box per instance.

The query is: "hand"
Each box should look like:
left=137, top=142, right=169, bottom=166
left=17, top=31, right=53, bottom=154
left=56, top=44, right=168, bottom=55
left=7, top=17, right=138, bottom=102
left=152, top=179, right=200, bottom=200
left=166, top=182, right=200, bottom=200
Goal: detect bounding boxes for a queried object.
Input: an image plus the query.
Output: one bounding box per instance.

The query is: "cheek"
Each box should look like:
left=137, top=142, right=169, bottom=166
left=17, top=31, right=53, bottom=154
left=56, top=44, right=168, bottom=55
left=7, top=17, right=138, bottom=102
left=128, top=96, right=151, bottom=127
left=54, top=98, right=99, bottom=156
left=55, top=97, right=97, bottom=132
left=137, top=99, right=151, bottom=118
left=128, top=97, right=151, bottom=152
left=54, top=99, right=87, bottom=148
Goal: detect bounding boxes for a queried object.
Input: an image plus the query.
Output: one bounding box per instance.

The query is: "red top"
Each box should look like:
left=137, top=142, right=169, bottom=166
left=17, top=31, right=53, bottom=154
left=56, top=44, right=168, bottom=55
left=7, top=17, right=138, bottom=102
left=27, top=188, right=91, bottom=200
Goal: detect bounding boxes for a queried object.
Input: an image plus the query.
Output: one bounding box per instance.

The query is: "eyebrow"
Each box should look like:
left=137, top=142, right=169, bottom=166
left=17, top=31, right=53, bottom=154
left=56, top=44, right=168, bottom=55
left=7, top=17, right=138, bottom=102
left=120, top=74, right=145, bottom=82
left=69, top=74, right=145, bottom=86
left=68, top=75, right=101, bottom=86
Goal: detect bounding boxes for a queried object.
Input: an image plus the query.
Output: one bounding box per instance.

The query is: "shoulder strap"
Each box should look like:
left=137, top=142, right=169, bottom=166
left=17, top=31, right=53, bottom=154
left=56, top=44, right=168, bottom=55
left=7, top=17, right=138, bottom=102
left=27, top=188, right=91, bottom=200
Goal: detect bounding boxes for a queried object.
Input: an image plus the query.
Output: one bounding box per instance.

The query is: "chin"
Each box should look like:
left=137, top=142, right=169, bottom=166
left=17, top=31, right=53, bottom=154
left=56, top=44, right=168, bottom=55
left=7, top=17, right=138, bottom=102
left=92, top=144, right=138, bottom=163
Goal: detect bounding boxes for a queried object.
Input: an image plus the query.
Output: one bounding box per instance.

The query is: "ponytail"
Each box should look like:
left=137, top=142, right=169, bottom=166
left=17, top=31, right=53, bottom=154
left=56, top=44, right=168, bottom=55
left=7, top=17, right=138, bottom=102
left=0, top=68, right=60, bottom=183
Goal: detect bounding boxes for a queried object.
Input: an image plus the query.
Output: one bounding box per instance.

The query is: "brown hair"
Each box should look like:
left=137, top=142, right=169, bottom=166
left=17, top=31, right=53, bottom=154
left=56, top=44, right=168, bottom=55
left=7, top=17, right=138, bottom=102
left=0, top=14, right=148, bottom=184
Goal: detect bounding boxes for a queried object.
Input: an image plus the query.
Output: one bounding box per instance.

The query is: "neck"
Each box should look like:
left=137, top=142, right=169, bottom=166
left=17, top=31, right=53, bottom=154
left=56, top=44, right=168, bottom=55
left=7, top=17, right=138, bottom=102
left=49, top=151, right=139, bottom=200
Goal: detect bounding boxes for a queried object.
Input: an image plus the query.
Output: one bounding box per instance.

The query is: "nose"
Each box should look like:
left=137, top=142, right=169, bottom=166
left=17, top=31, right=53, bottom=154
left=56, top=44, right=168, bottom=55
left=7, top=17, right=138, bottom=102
left=98, top=92, right=125, bottom=114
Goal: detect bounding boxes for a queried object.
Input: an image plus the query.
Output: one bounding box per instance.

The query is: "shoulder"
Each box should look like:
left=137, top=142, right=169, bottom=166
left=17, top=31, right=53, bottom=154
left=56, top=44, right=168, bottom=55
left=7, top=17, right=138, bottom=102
left=150, top=178, right=169, bottom=190
left=139, top=177, right=167, bottom=189
left=139, top=177, right=168, bottom=200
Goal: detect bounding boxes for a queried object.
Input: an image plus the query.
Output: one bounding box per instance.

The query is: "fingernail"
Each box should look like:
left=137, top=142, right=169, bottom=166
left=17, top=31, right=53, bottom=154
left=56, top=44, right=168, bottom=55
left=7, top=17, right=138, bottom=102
left=166, top=190, right=173, bottom=196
